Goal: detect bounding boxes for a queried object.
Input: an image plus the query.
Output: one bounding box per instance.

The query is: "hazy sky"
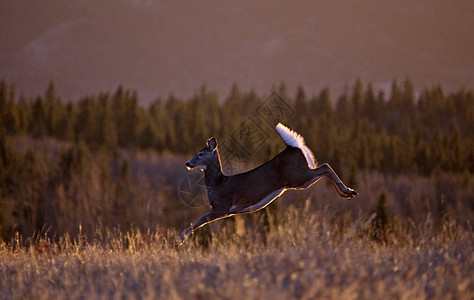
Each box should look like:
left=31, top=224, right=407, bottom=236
left=1, top=0, right=473, bottom=104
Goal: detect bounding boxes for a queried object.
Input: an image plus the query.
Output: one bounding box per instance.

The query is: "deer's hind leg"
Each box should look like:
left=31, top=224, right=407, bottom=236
left=230, top=188, right=287, bottom=214
left=301, top=163, right=358, bottom=198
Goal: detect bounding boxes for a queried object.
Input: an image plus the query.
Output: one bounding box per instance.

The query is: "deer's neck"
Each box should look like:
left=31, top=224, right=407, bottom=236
left=204, top=156, right=224, bottom=187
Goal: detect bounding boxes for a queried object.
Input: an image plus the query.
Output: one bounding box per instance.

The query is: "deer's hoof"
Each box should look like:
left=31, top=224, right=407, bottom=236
left=345, top=189, right=359, bottom=199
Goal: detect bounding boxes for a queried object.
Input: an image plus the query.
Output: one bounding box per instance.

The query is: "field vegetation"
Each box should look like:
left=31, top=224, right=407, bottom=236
left=0, top=181, right=472, bottom=299
left=0, top=79, right=473, bottom=299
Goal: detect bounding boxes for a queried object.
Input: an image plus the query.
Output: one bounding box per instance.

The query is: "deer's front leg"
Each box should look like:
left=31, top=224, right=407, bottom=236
left=312, top=163, right=358, bottom=198
left=178, top=211, right=229, bottom=245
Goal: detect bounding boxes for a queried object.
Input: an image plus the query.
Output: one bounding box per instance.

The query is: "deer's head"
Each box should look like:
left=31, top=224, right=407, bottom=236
left=185, top=137, right=218, bottom=171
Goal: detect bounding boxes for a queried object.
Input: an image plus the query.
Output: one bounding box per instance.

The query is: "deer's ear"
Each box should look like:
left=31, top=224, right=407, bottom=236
left=207, top=137, right=218, bottom=150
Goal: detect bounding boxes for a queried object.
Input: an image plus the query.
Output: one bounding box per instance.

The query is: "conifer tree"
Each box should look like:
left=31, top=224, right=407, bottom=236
left=44, top=81, right=62, bottom=136
left=57, top=102, right=75, bottom=141
left=148, top=98, right=166, bottom=150
left=350, top=78, right=364, bottom=116
left=98, top=94, right=118, bottom=150
left=30, top=97, right=48, bottom=138
left=0, top=81, right=8, bottom=131
left=75, top=97, right=97, bottom=146
left=363, top=82, right=377, bottom=122
left=16, top=97, right=29, bottom=135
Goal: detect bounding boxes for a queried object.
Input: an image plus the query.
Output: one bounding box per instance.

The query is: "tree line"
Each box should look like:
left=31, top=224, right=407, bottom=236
left=0, top=78, right=473, bottom=240
left=1, top=79, right=472, bottom=176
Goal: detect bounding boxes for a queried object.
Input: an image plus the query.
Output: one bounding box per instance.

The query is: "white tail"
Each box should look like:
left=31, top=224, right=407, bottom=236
left=276, top=123, right=316, bottom=169
left=178, top=123, right=358, bottom=244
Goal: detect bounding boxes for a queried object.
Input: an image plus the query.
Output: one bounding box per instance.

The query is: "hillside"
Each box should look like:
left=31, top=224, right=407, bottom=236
left=1, top=1, right=473, bottom=104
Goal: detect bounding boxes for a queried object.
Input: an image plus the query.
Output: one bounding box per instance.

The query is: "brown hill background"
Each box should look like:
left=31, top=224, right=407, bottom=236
left=1, top=0, right=473, bottom=104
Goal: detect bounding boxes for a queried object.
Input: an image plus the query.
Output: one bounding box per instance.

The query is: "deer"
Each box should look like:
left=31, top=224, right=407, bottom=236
left=178, top=123, right=358, bottom=244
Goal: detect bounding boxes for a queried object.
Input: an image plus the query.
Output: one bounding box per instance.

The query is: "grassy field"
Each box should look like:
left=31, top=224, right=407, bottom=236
left=1, top=142, right=473, bottom=299
left=1, top=79, right=473, bottom=299
left=0, top=198, right=472, bottom=300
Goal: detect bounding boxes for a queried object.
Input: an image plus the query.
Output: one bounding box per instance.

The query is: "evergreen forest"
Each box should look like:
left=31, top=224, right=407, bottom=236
left=0, top=78, right=473, bottom=241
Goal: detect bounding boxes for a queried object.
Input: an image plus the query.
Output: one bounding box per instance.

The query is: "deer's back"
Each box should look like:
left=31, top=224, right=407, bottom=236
left=218, top=146, right=313, bottom=209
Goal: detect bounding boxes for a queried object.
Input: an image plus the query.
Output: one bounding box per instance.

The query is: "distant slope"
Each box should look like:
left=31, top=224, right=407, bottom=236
left=1, top=0, right=473, bottom=104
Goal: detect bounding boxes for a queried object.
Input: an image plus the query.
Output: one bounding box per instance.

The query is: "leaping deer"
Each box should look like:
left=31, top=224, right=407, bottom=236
left=178, top=123, right=358, bottom=244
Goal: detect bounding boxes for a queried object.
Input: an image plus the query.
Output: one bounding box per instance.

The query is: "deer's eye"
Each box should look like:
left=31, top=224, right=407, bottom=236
left=198, top=152, right=204, bottom=158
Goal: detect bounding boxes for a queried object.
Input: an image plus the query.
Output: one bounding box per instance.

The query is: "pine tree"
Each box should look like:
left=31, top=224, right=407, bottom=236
left=0, top=81, right=18, bottom=134
left=350, top=78, right=364, bottom=116
left=164, top=94, right=180, bottom=151
left=310, top=87, right=332, bottom=117
left=370, top=190, right=391, bottom=244
left=114, top=87, right=139, bottom=148
left=148, top=98, right=166, bottom=150
left=2, top=93, right=18, bottom=134
left=294, top=85, right=307, bottom=116
left=363, top=82, right=377, bottom=122
left=75, top=97, right=97, bottom=146
left=98, top=94, right=118, bottom=150
left=16, top=97, right=29, bottom=135
left=401, top=77, right=415, bottom=113
left=335, top=92, right=349, bottom=124
left=44, top=81, right=62, bottom=136
left=0, top=81, right=8, bottom=132
left=30, top=97, right=48, bottom=138
left=57, top=102, right=75, bottom=141
left=223, top=83, right=243, bottom=131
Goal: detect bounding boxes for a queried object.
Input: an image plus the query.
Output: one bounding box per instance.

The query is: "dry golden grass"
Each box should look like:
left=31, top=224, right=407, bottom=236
left=1, top=142, right=473, bottom=299
left=0, top=205, right=472, bottom=300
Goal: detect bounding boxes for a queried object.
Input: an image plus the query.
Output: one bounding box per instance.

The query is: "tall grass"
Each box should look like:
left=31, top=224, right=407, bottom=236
left=0, top=205, right=472, bottom=299
left=1, top=138, right=473, bottom=299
